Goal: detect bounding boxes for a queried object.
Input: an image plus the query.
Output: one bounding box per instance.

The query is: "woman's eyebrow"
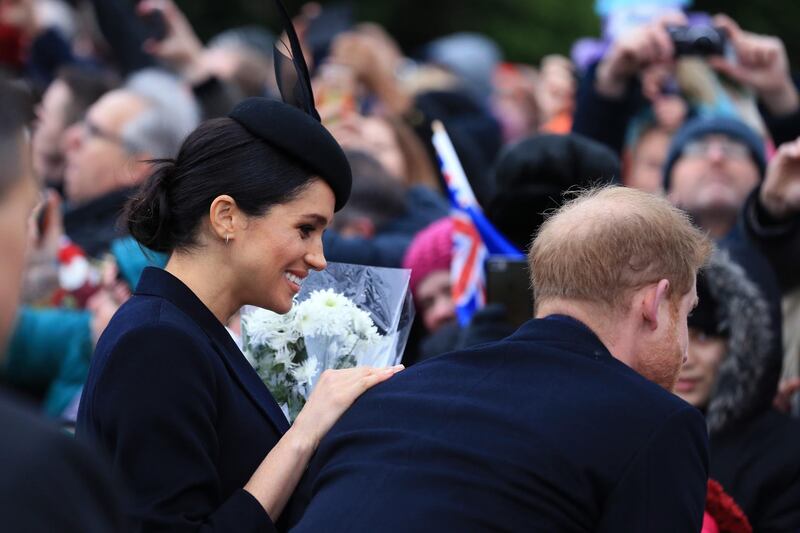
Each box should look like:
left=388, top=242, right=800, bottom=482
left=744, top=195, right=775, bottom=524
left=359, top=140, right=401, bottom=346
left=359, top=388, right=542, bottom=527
left=300, top=214, right=329, bottom=226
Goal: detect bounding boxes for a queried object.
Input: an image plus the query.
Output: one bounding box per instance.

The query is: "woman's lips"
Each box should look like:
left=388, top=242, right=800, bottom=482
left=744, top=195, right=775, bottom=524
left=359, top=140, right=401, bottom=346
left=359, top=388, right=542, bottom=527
left=674, top=378, right=698, bottom=393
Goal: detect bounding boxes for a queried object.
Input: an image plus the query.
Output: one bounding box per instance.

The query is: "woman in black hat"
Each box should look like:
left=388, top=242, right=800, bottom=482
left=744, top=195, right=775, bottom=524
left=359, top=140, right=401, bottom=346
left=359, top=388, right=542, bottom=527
left=75, top=4, right=404, bottom=530
left=75, top=97, right=403, bottom=532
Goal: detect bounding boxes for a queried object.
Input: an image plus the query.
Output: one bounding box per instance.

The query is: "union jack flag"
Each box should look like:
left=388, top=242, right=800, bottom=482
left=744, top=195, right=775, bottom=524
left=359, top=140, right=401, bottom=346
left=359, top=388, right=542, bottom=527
left=431, top=121, right=523, bottom=326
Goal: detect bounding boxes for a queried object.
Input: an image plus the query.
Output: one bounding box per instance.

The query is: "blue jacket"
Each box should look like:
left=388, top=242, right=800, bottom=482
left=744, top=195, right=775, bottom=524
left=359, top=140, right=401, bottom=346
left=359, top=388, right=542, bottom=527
left=287, top=316, right=709, bottom=532
left=77, top=267, right=290, bottom=532
left=322, top=185, right=449, bottom=268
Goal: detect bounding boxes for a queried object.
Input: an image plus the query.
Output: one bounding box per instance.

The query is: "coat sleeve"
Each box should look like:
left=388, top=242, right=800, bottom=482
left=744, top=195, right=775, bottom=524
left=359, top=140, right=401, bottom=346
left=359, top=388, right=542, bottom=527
left=739, top=187, right=800, bottom=293
left=89, top=324, right=275, bottom=533
left=596, top=404, right=709, bottom=533
left=571, top=62, right=643, bottom=157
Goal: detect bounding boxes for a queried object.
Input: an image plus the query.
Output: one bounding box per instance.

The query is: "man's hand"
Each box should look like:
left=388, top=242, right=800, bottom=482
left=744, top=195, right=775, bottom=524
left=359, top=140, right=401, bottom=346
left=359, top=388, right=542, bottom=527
left=595, top=12, right=687, bottom=98
left=709, top=14, right=798, bottom=117
left=138, top=0, right=206, bottom=84
left=327, top=26, right=411, bottom=115
left=760, top=137, right=800, bottom=219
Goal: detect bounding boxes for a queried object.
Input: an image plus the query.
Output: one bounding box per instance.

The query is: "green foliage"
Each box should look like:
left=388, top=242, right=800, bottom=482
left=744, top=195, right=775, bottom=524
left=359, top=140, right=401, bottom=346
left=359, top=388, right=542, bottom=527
left=175, top=0, right=599, bottom=65
left=176, top=0, right=797, bottom=67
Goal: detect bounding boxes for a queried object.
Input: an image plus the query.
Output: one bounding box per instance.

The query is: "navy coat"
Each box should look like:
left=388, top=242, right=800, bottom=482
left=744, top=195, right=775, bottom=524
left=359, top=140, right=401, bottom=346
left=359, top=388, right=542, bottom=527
left=0, top=390, right=124, bottom=532
left=77, top=267, right=291, bottom=532
left=288, top=315, right=709, bottom=532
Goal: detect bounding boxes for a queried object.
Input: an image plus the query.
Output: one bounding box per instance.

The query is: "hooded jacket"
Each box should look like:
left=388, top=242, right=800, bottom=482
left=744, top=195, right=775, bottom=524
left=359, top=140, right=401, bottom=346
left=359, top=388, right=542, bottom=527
left=700, top=251, right=800, bottom=532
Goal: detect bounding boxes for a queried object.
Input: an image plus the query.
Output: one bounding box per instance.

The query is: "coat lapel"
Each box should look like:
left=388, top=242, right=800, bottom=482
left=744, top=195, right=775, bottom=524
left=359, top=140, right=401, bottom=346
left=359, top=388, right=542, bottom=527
left=136, top=268, right=290, bottom=434
left=207, top=329, right=291, bottom=435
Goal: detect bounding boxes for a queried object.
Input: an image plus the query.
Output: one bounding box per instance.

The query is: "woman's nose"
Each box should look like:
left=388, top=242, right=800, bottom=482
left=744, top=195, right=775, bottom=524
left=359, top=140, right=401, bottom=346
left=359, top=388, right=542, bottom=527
left=306, top=241, right=327, bottom=271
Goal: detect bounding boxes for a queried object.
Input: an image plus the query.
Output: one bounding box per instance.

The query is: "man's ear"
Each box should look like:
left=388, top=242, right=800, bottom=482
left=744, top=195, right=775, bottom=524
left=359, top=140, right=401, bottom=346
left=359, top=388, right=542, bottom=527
left=208, top=195, right=239, bottom=243
left=641, top=279, right=671, bottom=331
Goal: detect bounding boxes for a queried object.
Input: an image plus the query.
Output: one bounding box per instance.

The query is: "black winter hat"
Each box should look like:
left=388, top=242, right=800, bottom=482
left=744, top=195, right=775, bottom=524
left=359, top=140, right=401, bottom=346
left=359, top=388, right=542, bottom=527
left=229, top=97, right=352, bottom=211
left=487, top=133, right=621, bottom=251
left=688, top=269, right=729, bottom=338
left=662, top=116, right=766, bottom=191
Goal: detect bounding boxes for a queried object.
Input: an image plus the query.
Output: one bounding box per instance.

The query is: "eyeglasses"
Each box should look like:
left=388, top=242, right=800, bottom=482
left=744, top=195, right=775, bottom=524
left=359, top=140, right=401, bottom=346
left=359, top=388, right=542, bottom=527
left=81, top=119, right=127, bottom=148
left=682, top=138, right=750, bottom=160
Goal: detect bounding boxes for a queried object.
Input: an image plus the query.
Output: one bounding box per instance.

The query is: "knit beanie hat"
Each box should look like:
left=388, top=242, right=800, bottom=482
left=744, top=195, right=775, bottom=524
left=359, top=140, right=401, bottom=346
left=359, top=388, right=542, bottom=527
left=402, top=217, right=453, bottom=300
left=487, top=133, right=620, bottom=251
left=662, top=116, right=766, bottom=191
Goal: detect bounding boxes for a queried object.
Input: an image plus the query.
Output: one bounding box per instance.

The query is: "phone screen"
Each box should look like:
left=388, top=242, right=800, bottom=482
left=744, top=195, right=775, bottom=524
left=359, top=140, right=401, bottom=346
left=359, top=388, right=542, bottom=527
left=485, top=256, right=534, bottom=328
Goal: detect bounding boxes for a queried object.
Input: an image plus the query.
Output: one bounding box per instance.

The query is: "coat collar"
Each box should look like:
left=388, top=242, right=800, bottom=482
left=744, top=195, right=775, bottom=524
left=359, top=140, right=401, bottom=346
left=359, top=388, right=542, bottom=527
left=508, top=315, right=616, bottom=362
left=135, top=267, right=290, bottom=434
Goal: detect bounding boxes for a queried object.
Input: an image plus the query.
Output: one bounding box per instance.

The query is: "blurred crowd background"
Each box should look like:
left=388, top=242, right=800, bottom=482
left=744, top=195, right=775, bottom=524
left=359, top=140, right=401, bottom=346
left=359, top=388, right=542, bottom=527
left=2, top=0, right=800, bottom=530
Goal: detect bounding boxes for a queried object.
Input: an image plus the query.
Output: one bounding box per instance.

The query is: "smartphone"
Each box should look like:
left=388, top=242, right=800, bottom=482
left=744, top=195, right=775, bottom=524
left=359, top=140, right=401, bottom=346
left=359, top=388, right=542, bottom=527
left=140, top=9, right=168, bottom=42
left=485, top=256, right=534, bottom=328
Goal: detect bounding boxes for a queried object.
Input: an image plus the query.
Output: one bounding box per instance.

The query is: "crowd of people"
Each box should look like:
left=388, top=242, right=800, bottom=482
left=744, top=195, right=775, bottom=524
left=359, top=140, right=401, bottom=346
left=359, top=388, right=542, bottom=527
left=1, top=0, right=800, bottom=531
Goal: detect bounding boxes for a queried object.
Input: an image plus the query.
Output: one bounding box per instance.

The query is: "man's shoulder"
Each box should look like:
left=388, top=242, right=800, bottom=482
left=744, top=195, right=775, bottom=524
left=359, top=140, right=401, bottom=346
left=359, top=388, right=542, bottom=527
left=378, top=326, right=684, bottom=410
left=0, top=393, right=93, bottom=478
left=0, top=394, right=125, bottom=530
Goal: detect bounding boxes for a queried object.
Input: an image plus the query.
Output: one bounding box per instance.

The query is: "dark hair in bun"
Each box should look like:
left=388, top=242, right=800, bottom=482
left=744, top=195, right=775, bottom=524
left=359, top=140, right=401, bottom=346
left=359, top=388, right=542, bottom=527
left=125, top=117, right=315, bottom=253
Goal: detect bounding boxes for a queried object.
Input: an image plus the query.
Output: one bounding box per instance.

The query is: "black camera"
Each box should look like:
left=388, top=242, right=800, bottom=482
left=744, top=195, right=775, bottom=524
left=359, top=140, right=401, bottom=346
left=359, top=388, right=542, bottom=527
left=667, top=25, right=727, bottom=57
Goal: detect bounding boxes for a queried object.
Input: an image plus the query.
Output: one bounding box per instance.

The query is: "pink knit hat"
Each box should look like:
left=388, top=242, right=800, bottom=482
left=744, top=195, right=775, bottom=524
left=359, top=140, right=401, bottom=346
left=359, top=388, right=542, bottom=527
left=402, top=217, right=453, bottom=300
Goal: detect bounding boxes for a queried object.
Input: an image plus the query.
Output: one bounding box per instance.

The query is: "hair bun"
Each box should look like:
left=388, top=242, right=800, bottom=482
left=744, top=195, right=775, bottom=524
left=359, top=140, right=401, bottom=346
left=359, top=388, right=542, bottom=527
left=124, top=160, right=176, bottom=253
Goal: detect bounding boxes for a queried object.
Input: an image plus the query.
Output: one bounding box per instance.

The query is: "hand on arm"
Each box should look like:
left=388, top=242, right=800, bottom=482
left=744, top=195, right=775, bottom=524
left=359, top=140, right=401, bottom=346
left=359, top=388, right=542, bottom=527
left=244, top=365, right=404, bottom=521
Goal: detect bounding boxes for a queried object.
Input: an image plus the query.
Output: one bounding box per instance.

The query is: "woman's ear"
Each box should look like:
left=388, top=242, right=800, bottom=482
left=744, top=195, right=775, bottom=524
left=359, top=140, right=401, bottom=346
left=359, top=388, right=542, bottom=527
left=208, top=195, right=239, bottom=243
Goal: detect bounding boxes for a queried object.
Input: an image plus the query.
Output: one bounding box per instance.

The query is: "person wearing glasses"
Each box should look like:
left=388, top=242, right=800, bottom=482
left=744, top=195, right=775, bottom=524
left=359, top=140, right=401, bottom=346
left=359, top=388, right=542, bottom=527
left=663, top=115, right=787, bottom=443
left=61, top=69, right=199, bottom=257
left=663, top=116, right=767, bottom=241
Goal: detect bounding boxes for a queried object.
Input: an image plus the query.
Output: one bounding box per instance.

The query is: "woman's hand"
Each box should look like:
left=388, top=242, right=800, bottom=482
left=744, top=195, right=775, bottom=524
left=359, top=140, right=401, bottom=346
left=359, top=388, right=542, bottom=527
left=291, top=365, right=405, bottom=450
left=245, top=364, right=404, bottom=521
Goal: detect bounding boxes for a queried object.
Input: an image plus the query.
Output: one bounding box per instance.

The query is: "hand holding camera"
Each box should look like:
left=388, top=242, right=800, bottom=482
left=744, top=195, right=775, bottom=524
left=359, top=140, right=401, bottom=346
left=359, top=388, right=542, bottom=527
left=595, top=11, right=687, bottom=98
left=137, top=0, right=207, bottom=83
left=707, top=14, right=798, bottom=117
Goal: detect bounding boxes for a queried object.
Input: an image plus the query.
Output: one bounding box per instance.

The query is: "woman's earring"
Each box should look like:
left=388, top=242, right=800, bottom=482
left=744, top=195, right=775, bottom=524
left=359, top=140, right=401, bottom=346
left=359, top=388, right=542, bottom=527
left=225, top=234, right=230, bottom=245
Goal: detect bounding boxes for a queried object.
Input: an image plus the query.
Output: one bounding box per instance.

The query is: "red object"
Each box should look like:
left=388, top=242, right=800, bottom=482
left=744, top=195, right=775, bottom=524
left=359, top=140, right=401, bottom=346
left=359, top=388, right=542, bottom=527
left=705, top=479, right=752, bottom=533
left=52, top=240, right=100, bottom=308
left=0, top=23, right=25, bottom=70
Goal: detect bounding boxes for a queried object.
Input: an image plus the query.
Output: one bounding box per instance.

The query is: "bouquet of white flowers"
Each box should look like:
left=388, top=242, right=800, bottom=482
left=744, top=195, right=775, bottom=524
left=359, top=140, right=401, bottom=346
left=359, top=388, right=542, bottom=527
left=242, top=263, right=413, bottom=421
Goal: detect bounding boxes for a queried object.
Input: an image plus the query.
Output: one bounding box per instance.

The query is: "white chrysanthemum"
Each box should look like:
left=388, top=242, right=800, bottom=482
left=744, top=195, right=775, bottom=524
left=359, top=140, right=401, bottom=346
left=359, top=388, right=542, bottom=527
left=350, top=309, right=375, bottom=336
left=243, top=307, right=300, bottom=348
left=307, top=289, right=351, bottom=310
left=295, top=290, right=354, bottom=337
left=293, top=356, right=319, bottom=387
left=273, top=347, right=295, bottom=368
left=243, top=308, right=288, bottom=345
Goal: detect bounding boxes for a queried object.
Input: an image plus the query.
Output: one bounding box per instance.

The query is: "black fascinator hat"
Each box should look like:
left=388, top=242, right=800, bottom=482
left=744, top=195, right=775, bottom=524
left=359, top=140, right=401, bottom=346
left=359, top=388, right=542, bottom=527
left=228, top=0, right=351, bottom=211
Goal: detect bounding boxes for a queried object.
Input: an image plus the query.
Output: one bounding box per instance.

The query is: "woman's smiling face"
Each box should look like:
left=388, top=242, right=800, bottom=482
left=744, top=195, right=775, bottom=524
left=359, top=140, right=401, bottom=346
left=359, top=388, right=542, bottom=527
left=234, top=178, right=335, bottom=314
